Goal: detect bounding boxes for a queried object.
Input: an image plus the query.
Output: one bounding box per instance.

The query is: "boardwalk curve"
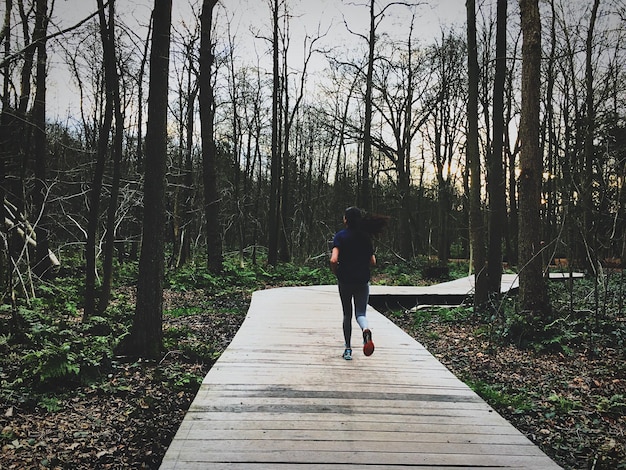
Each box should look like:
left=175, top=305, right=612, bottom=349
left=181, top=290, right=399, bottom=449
left=161, top=277, right=564, bottom=469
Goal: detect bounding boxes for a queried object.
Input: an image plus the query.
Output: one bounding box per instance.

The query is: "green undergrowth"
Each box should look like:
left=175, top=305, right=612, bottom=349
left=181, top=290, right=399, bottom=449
left=392, top=271, right=626, bottom=356
left=466, top=379, right=535, bottom=414
left=1, top=252, right=396, bottom=407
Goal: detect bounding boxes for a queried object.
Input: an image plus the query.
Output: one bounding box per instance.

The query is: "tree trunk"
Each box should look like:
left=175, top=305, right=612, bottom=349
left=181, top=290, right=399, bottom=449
left=31, top=0, right=51, bottom=278
left=118, top=0, right=172, bottom=359
left=200, top=0, right=222, bottom=273
left=467, top=0, right=487, bottom=307
left=180, top=84, right=197, bottom=267
left=359, top=0, right=375, bottom=209
left=135, top=19, right=151, bottom=165
left=486, top=0, right=508, bottom=300
left=97, top=0, right=124, bottom=315
left=582, top=0, right=600, bottom=272
left=85, top=0, right=115, bottom=318
left=518, top=0, right=548, bottom=317
left=0, top=0, right=11, bottom=295
left=280, top=36, right=291, bottom=263
left=398, top=17, right=417, bottom=260
left=267, top=0, right=280, bottom=265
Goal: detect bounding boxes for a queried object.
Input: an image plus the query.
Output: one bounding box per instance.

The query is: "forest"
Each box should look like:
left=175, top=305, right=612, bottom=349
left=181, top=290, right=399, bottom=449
left=0, top=0, right=625, bottom=468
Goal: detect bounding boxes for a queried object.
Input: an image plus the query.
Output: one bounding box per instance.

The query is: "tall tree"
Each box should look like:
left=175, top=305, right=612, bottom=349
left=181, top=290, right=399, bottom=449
left=582, top=0, right=601, bottom=272
left=85, top=0, right=120, bottom=318
left=518, top=0, right=548, bottom=318
left=97, top=0, right=125, bottom=315
left=427, top=31, right=466, bottom=265
left=467, top=0, right=487, bottom=307
left=359, top=0, right=375, bottom=209
left=504, top=33, right=521, bottom=267
left=279, top=17, right=324, bottom=262
left=267, top=0, right=281, bottom=265
left=373, top=14, right=422, bottom=260
left=486, top=0, right=508, bottom=301
left=118, top=0, right=172, bottom=358
left=31, top=0, right=52, bottom=277
left=0, top=0, right=12, bottom=294
left=200, top=0, right=223, bottom=273
left=170, top=17, right=200, bottom=269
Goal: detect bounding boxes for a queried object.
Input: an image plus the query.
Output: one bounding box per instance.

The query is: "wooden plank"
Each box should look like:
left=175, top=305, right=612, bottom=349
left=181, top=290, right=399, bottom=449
left=160, top=281, right=562, bottom=469
left=167, top=428, right=537, bottom=445
left=174, top=418, right=522, bottom=436
left=163, top=439, right=549, bottom=457
left=162, top=449, right=557, bottom=469
left=161, top=464, right=549, bottom=470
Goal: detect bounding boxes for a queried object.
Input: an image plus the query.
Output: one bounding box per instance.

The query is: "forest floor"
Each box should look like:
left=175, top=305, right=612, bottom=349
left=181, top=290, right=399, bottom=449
left=389, top=309, right=626, bottom=470
left=1, top=287, right=625, bottom=469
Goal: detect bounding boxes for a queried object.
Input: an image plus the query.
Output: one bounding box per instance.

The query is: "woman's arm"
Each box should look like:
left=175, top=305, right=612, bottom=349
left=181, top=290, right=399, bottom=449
left=330, top=247, right=340, bottom=275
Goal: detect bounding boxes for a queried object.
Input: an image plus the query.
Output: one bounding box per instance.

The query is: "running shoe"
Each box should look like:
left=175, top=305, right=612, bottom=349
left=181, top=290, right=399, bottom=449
left=363, top=329, right=374, bottom=356
left=343, top=348, right=352, bottom=360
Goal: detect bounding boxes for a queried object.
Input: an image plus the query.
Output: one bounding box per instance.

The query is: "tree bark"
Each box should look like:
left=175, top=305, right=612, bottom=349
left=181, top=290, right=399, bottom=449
left=85, top=0, right=115, bottom=318
left=359, top=0, right=375, bottom=209
left=582, top=0, right=600, bottom=272
left=486, top=0, right=508, bottom=300
left=31, top=0, right=51, bottom=278
left=97, top=0, right=124, bottom=315
left=118, top=0, right=172, bottom=359
left=467, top=0, right=487, bottom=307
left=200, top=0, right=222, bottom=273
left=0, top=0, right=12, bottom=295
left=267, top=0, right=280, bottom=265
left=518, top=0, right=548, bottom=316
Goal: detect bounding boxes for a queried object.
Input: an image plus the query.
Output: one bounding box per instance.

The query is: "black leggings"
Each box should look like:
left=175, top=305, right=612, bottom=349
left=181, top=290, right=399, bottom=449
left=338, top=282, right=369, bottom=348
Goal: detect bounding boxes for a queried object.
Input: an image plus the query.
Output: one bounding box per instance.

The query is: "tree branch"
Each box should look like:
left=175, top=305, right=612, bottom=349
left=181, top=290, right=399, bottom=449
left=0, top=1, right=109, bottom=69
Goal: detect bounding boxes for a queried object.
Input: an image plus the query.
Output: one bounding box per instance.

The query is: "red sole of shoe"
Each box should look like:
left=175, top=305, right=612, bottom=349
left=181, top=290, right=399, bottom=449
left=363, top=341, right=374, bottom=356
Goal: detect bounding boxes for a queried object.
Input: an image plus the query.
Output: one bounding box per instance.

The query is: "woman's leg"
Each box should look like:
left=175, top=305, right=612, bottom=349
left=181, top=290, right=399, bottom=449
left=338, top=283, right=354, bottom=347
left=354, top=283, right=374, bottom=356
left=353, top=282, right=369, bottom=330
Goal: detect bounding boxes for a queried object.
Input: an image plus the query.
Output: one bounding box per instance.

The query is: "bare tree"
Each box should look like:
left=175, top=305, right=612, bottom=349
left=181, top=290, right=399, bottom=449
left=467, top=0, right=487, bottom=307
left=31, top=0, right=52, bottom=278
left=85, top=0, right=120, bottom=318
left=200, top=0, right=222, bottom=273
left=518, top=0, right=548, bottom=319
left=368, top=16, right=436, bottom=260
left=504, top=32, right=521, bottom=266
left=486, top=0, right=508, bottom=302
left=0, top=0, right=12, bottom=294
left=360, top=0, right=375, bottom=209
left=426, top=30, right=466, bottom=265
left=267, top=0, right=281, bottom=265
left=117, top=0, right=172, bottom=358
left=279, top=12, right=326, bottom=262
left=170, top=17, right=200, bottom=269
left=581, top=0, right=601, bottom=272
left=97, top=0, right=125, bottom=315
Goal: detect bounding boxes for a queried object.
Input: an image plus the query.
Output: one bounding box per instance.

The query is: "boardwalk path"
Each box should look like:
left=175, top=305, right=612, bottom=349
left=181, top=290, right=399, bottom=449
left=161, top=275, right=567, bottom=469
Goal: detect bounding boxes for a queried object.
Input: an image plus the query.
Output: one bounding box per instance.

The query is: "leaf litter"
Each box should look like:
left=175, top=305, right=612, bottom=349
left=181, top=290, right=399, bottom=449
left=388, top=309, right=626, bottom=470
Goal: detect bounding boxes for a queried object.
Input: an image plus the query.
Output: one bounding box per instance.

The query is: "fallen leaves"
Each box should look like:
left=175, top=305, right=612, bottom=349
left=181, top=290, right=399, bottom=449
left=392, top=313, right=626, bottom=470
left=0, top=289, right=246, bottom=469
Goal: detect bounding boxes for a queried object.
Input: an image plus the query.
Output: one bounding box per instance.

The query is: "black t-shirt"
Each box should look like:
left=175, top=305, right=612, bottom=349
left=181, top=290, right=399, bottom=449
left=332, top=227, right=373, bottom=284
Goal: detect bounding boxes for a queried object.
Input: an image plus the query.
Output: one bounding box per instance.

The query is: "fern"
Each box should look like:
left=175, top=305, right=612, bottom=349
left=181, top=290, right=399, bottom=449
left=24, top=342, right=80, bottom=383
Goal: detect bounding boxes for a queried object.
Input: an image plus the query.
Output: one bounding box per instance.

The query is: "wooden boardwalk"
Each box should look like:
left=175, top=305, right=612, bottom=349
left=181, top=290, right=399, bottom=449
left=160, top=276, right=565, bottom=469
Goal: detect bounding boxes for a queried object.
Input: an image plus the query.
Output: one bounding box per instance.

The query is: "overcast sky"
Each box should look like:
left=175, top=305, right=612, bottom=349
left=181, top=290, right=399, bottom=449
left=45, top=0, right=467, bottom=118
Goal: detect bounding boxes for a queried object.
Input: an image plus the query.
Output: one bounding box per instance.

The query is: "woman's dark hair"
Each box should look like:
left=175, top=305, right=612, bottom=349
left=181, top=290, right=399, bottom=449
left=344, top=206, right=389, bottom=237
